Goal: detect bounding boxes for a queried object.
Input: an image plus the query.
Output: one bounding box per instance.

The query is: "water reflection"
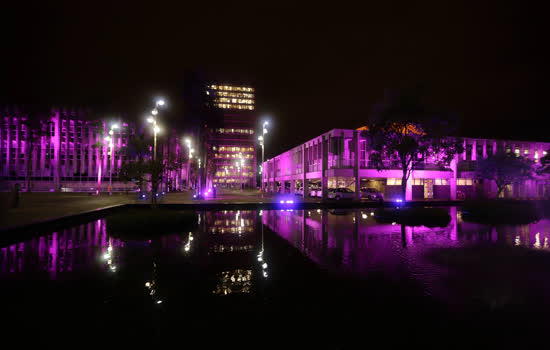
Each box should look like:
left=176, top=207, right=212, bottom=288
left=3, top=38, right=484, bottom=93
left=0, top=219, right=124, bottom=277
left=262, top=208, right=550, bottom=280
left=2, top=208, right=550, bottom=300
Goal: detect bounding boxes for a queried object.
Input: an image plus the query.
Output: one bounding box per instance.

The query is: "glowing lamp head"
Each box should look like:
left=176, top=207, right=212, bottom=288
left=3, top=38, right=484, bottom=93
left=280, top=200, right=284, bottom=203
left=263, top=121, right=269, bottom=127
left=147, top=117, right=154, bottom=123
left=109, top=130, right=114, bottom=135
left=263, top=128, right=268, bottom=135
left=112, top=124, right=119, bottom=129
left=156, top=99, right=165, bottom=106
left=258, top=136, right=263, bottom=141
left=154, top=126, right=161, bottom=133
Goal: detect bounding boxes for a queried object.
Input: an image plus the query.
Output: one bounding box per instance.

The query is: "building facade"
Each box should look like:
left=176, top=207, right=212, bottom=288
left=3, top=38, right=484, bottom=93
left=262, top=128, right=550, bottom=200
left=205, top=84, right=257, bottom=189
left=1, top=106, right=187, bottom=192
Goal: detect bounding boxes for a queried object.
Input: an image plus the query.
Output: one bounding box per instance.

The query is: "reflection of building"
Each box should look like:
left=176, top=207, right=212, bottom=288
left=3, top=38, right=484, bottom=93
left=0, top=219, right=123, bottom=277
left=203, top=210, right=257, bottom=295
left=212, top=269, right=252, bottom=296
left=262, top=128, right=550, bottom=200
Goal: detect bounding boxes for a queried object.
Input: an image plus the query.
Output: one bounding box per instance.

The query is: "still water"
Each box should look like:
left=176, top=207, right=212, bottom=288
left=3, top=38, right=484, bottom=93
left=1, top=207, right=550, bottom=346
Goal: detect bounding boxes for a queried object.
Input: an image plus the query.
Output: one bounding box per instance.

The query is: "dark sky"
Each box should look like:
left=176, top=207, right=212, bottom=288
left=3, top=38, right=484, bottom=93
left=1, top=2, right=548, bottom=158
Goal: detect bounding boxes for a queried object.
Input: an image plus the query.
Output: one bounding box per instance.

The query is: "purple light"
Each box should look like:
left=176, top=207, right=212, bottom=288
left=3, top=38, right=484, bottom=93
left=286, top=200, right=293, bottom=204
left=280, top=200, right=284, bottom=203
left=396, top=199, right=403, bottom=202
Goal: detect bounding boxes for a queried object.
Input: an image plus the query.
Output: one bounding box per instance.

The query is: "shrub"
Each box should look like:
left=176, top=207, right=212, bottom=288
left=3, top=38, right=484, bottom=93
left=374, top=207, right=451, bottom=227
left=461, top=200, right=540, bottom=224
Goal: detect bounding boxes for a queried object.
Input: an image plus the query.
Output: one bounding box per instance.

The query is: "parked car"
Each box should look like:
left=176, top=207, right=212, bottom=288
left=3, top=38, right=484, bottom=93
left=309, top=187, right=320, bottom=197
left=360, top=187, right=384, bottom=201
left=328, top=187, right=355, bottom=200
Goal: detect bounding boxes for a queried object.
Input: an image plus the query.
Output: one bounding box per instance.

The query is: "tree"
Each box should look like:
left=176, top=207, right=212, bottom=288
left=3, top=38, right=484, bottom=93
left=536, top=149, right=550, bottom=175
left=21, top=117, right=50, bottom=192
left=475, top=151, right=533, bottom=198
left=360, top=88, right=463, bottom=201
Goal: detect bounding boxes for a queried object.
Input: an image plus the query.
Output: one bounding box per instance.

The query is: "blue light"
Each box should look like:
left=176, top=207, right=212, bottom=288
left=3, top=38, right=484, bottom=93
left=396, top=199, right=403, bottom=202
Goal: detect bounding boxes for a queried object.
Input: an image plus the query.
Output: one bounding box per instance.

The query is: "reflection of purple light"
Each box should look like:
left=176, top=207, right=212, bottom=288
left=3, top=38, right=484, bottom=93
left=286, top=200, right=293, bottom=204
left=280, top=200, right=284, bottom=203
left=193, top=194, right=197, bottom=198
left=396, top=199, right=403, bottom=202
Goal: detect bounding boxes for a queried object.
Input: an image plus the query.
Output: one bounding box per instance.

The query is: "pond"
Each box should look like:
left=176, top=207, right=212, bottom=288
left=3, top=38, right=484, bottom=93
left=1, top=207, right=550, bottom=347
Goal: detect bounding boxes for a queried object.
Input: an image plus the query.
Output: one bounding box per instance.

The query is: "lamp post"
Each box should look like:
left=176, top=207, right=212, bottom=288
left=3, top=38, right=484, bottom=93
left=258, top=121, right=269, bottom=195
left=106, top=123, right=119, bottom=195
left=185, top=138, right=193, bottom=190
left=148, top=99, right=165, bottom=161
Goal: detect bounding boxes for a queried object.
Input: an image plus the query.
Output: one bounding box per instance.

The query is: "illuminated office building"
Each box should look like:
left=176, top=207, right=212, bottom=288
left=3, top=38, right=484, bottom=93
left=262, top=128, right=550, bottom=200
left=205, top=84, right=257, bottom=189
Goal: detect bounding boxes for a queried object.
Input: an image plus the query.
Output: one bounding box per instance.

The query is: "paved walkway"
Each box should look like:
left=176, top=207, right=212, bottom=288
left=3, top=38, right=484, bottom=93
left=0, top=189, right=453, bottom=230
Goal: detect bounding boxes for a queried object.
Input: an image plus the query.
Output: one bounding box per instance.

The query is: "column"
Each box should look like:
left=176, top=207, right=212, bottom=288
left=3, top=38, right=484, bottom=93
left=405, top=176, right=412, bottom=201
left=462, top=139, right=467, bottom=160
left=302, top=144, right=308, bottom=198
left=290, top=179, right=295, bottom=195
left=471, top=139, right=477, bottom=161
left=31, top=140, right=38, bottom=178
left=321, top=136, right=329, bottom=201
left=253, top=142, right=257, bottom=188
left=450, top=154, right=457, bottom=200
left=353, top=130, right=360, bottom=200
left=53, top=111, right=61, bottom=191
left=88, top=126, right=94, bottom=182
left=482, top=140, right=487, bottom=159
left=493, top=141, right=497, bottom=155
left=39, top=135, right=46, bottom=178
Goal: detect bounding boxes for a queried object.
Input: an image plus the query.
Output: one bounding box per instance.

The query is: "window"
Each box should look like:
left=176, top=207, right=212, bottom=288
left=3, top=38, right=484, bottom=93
left=387, top=178, right=402, bottom=185
left=413, top=179, right=423, bottom=185
left=457, top=178, right=473, bottom=186
left=435, top=178, right=448, bottom=186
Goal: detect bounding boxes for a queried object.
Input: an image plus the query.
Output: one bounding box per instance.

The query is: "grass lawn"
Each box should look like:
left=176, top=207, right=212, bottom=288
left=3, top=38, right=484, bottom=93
left=0, top=192, right=133, bottom=229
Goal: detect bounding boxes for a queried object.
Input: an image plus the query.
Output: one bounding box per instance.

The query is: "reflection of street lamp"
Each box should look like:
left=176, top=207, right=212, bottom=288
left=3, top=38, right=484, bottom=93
left=257, top=211, right=268, bottom=278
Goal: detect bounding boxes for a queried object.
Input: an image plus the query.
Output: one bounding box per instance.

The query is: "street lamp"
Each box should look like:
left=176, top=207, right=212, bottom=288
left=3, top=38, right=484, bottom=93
left=184, top=138, right=193, bottom=190
left=107, top=123, right=119, bottom=195
left=148, top=99, right=166, bottom=161
left=259, top=121, right=269, bottom=195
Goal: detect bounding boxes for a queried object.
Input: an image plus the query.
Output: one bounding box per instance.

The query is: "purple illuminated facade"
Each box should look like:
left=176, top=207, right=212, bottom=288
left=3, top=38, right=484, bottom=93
left=263, top=128, right=550, bottom=200
left=1, top=106, right=187, bottom=192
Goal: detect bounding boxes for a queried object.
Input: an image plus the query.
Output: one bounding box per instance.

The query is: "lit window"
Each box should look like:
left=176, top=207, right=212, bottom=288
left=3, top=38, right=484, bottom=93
left=435, top=179, right=441, bottom=186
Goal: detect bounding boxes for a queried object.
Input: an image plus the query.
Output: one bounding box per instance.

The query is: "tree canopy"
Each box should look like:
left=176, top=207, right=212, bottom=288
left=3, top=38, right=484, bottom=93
left=475, top=151, right=533, bottom=197
left=360, top=87, right=463, bottom=200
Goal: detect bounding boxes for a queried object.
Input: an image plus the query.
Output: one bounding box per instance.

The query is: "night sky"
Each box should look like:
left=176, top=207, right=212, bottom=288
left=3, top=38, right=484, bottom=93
left=1, top=2, right=548, bottom=158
